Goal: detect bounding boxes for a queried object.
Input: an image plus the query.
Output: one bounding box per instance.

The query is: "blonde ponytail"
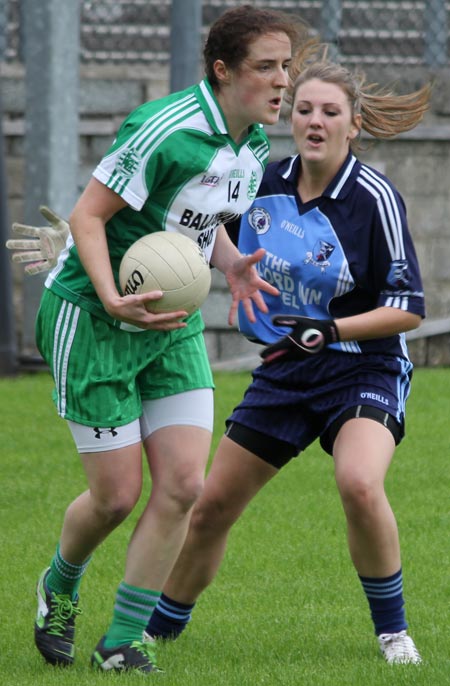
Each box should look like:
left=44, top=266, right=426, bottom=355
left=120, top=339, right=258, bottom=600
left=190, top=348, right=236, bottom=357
left=287, top=42, right=432, bottom=147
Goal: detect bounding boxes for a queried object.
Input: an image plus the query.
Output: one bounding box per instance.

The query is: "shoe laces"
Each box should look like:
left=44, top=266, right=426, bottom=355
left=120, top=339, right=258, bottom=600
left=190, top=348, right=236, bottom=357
left=379, top=630, right=422, bottom=663
left=48, top=593, right=82, bottom=637
left=130, top=638, right=159, bottom=669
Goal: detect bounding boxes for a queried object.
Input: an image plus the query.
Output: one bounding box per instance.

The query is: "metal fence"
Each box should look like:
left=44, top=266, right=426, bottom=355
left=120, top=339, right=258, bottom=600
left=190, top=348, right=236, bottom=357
left=2, top=0, right=449, bottom=69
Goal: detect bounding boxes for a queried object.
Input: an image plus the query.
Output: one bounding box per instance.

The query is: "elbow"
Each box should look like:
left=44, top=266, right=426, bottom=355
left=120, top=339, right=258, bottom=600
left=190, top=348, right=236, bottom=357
left=404, top=312, right=422, bottom=332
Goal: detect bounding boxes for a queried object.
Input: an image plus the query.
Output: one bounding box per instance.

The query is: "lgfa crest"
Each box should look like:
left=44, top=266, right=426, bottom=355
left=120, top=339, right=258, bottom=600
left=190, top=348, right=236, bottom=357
left=248, top=206, right=271, bottom=235
left=304, top=239, right=335, bottom=272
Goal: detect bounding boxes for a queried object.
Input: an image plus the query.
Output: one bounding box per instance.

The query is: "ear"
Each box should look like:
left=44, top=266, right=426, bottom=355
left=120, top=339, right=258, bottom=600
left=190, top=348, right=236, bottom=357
left=349, top=113, right=362, bottom=140
left=213, top=59, right=230, bottom=85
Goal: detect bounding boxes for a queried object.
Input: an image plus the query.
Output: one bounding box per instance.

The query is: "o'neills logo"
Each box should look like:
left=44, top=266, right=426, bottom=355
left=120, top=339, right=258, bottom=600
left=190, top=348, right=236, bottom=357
left=360, top=392, right=389, bottom=406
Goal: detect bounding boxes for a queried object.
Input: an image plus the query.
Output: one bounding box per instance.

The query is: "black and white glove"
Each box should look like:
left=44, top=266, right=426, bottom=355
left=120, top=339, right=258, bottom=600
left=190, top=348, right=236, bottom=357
left=261, top=315, right=340, bottom=364
left=6, top=205, right=70, bottom=275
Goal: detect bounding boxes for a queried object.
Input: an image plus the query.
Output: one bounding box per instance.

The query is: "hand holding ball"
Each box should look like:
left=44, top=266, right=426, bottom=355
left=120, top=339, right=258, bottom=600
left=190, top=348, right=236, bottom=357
left=119, top=232, right=211, bottom=315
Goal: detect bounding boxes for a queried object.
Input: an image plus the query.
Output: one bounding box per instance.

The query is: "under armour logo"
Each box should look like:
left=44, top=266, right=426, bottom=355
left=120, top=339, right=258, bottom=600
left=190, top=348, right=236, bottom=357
left=93, top=427, right=118, bottom=439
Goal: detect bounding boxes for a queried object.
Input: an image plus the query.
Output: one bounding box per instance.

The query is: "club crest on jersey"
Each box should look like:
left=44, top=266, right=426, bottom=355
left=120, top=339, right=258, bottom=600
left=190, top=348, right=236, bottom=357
left=115, top=148, right=142, bottom=177
left=386, top=259, right=410, bottom=289
left=248, top=207, right=271, bottom=235
left=304, top=239, right=335, bottom=272
left=247, top=171, right=259, bottom=200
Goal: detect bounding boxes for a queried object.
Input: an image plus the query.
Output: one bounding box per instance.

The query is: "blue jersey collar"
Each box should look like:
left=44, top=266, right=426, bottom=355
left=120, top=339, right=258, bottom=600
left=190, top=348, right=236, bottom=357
left=279, top=151, right=360, bottom=200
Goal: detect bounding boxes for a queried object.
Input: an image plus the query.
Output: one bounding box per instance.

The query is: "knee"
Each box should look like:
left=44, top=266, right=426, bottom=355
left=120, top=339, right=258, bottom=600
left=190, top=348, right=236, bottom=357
left=159, top=472, right=205, bottom=516
left=338, top=474, right=381, bottom=518
left=177, top=474, right=205, bottom=513
left=91, top=485, right=142, bottom=526
left=189, top=493, right=233, bottom=536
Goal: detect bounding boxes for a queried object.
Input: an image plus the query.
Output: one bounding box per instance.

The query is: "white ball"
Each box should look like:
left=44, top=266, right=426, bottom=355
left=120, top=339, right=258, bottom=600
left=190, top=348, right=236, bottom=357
left=119, top=231, right=211, bottom=315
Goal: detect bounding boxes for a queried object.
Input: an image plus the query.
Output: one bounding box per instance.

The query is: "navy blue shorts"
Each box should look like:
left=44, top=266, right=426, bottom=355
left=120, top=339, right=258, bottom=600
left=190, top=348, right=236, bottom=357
left=225, top=351, right=412, bottom=468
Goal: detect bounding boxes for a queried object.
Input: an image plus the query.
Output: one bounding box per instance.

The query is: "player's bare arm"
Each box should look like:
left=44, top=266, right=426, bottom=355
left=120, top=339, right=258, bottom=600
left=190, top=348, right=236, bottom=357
left=70, top=178, right=187, bottom=330
left=262, top=308, right=422, bottom=364
left=335, top=307, right=422, bottom=341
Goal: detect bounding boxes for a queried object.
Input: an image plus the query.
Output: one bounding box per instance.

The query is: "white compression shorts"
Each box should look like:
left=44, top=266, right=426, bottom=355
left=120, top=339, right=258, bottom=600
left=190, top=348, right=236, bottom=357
left=67, top=388, right=214, bottom=454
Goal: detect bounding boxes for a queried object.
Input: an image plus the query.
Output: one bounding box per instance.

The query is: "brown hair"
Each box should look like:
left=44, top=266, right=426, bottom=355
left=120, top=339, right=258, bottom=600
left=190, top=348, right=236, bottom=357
left=204, top=5, right=310, bottom=88
left=287, top=43, right=432, bottom=149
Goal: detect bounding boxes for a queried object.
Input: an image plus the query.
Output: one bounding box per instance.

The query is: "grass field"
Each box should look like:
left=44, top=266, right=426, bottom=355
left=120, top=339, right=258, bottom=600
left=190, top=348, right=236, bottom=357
left=1, top=368, right=450, bottom=685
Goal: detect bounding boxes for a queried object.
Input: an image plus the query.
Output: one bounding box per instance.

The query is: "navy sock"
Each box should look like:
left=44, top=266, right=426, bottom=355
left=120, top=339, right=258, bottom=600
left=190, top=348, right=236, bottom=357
left=146, top=593, right=195, bottom=639
left=359, top=569, right=407, bottom=635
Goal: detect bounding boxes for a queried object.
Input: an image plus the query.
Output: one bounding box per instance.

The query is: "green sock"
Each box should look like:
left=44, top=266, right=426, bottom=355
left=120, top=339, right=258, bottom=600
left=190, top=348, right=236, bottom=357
left=46, top=544, right=91, bottom=600
left=103, top=582, right=161, bottom=648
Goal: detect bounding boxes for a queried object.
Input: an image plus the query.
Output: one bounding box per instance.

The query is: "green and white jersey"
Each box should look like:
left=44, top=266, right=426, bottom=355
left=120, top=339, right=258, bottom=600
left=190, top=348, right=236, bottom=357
left=45, top=78, right=270, bottom=327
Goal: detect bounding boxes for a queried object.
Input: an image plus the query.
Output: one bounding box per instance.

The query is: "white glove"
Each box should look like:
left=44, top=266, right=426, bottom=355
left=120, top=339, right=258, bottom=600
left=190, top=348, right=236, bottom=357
left=6, top=205, right=70, bottom=275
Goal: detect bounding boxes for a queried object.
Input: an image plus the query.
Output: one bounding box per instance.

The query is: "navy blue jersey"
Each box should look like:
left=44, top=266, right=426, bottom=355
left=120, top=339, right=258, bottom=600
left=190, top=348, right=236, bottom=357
left=237, top=152, right=425, bottom=358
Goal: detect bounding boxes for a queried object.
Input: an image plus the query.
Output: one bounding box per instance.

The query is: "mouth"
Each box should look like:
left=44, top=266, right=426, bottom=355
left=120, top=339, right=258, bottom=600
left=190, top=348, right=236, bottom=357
left=306, top=133, right=325, bottom=146
left=306, top=133, right=323, bottom=144
left=269, top=97, right=282, bottom=110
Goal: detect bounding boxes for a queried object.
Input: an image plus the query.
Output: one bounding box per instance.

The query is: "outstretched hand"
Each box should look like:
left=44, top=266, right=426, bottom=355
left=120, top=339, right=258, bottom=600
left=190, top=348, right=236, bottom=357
left=261, top=315, right=340, bottom=364
left=6, top=205, right=70, bottom=275
left=225, top=248, right=279, bottom=326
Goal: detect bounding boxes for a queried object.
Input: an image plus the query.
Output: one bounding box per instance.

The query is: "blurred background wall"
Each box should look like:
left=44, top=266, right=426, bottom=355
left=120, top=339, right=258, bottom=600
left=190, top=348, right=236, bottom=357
left=1, top=0, right=450, bottom=370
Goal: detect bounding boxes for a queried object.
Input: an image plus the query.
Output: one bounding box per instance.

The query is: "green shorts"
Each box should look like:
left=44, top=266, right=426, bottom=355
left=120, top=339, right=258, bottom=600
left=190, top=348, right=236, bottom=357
left=36, top=289, right=214, bottom=427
